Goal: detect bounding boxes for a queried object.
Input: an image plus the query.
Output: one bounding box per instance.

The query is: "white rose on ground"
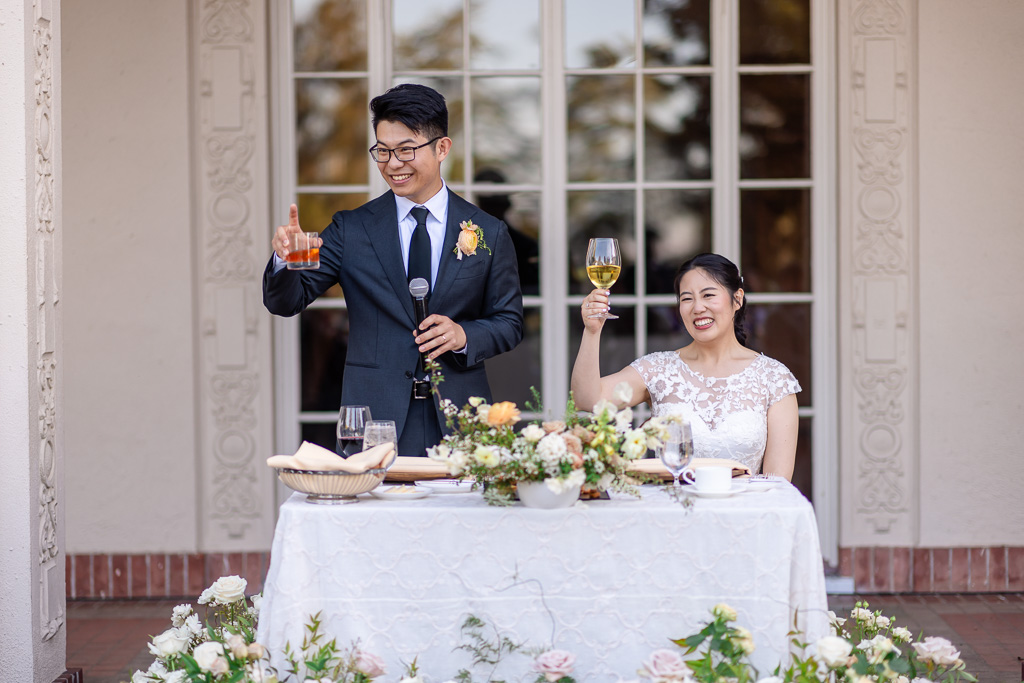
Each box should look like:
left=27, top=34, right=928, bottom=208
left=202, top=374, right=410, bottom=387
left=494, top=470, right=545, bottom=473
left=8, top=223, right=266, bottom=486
left=850, top=607, right=874, bottom=626
left=729, top=626, right=755, bottom=655
left=639, top=648, right=693, bottom=682
left=193, top=641, right=226, bottom=671
left=355, top=650, right=387, bottom=678
left=892, top=626, right=912, bottom=643
left=875, top=615, right=891, bottom=629
left=208, top=575, right=247, bottom=604
left=712, top=603, right=738, bottom=621
left=757, top=677, right=784, bottom=683
left=163, top=671, right=188, bottom=683
left=399, top=675, right=424, bottom=683
left=250, top=592, right=263, bottom=614
left=209, top=656, right=230, bottom=675
left=522, top=424, right=546, bottom=443
left=912, top=637, right=960, bottom=667
left=827, top=610, right=847, bottom=631
left=148, top=627, right=190, bottom=657
left=814, top=635, right=853, bottom=668
left=533, top=649, right=577, bottom=682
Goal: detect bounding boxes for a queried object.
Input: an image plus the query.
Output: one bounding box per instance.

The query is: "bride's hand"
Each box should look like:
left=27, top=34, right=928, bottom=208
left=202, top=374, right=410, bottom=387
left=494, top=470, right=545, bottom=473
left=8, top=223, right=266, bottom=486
left=580, top=289, right=610, bottom=332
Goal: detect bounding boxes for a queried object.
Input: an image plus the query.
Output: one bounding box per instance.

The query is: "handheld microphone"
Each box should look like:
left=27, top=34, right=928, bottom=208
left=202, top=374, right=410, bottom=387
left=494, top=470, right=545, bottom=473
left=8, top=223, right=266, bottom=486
left=409, top=278, right=431, bottom=374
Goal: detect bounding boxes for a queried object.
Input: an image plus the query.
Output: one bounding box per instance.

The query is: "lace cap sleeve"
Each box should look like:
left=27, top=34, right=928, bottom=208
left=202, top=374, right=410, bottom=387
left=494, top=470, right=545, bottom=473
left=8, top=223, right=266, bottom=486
left=760, top=355, right=802, bottom=406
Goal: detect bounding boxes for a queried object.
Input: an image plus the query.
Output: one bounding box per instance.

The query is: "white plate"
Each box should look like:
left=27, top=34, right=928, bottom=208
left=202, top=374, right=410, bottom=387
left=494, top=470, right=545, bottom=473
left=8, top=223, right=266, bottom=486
left=745, top=480, right=781, bottom=492
left=419, top=479, right=477, bottom=494
left=684, top=481, right=747, bottom=498
left=370, top=485, right=431, bottom=500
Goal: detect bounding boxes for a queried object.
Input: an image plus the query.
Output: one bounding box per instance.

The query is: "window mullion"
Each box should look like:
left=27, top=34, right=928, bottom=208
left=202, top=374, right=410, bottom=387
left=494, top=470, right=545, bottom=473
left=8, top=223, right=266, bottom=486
left=711, top=0, right=738, bottom=261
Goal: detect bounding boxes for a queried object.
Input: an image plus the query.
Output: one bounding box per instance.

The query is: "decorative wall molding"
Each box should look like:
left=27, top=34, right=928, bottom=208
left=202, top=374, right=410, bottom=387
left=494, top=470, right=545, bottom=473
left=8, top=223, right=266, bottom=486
left=33, top=0, right=64, bottom=642
left=192, top=0, right=276, bottom=550
left=839, top=0, right=917, bottom=544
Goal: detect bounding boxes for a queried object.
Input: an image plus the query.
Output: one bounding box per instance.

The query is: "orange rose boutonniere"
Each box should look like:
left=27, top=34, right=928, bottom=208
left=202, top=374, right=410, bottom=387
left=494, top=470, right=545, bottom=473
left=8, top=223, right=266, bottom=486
left=454, top=220, right=491, bottom=260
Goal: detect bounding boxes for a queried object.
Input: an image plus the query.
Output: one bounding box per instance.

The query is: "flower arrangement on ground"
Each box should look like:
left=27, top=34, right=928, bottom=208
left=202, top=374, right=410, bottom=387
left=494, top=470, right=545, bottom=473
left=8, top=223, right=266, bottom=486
left=426, top=377, right=674, bottom=505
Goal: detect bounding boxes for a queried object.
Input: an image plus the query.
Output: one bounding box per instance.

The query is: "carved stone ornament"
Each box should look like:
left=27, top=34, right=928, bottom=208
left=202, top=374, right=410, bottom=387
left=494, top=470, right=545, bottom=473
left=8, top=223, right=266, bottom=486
left=842, top=0, right=916, bottom=540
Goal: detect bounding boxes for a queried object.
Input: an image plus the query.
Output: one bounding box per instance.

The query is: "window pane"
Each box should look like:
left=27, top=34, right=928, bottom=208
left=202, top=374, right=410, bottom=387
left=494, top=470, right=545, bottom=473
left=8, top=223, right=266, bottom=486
left=567, top=75, right=635, bottom=182
left=643, top=0, right=711, bottom=67
left=739, top=0, right=810, bottom=65
left=471, top=78, right=542, bottom=185
left=394, top=77, right=464, bottom=184
left=644, top=189, right=711, bottom=294
left=569, top=306, right=637, bottom=378
left=470, top=0, right=540, bottom=69
left=481, top=308, right=542, bottom=407
left=744, top=302, right=811, bottom=406
left=296, top=79, right=369, bottom=186
left=475, top=187, right=541, bottom=296
left=739, top=74, right=810, bottom=179
left=393, top=0, right=463, bottom=70
left=300, top=308, right=349, bottom=412
left=646, top=304, right=692, bottom=354
left=297, top=193, right=369, bottom=300
left=300, top=422, right=336, bottom=455
left=793, top=417, right=812, bottom=502
left=740, top=188, right=810, bottom=293
left=565, top=0, right=636, bottom=68
left=567, top=191, right=635, bottom=295
left=293, top=0, right=367, bottom=72
left=644, top=75, right=712, bottom=181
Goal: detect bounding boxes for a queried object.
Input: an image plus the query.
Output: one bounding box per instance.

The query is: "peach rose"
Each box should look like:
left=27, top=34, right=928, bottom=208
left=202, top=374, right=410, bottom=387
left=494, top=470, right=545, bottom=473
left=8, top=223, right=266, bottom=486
left=572, top=424, right=595, bottom=443
left=486, top=401, right=520, bottom=426
left=456, top=227, right=478, bottom=259
left=542, top=420, right=566, bottom=434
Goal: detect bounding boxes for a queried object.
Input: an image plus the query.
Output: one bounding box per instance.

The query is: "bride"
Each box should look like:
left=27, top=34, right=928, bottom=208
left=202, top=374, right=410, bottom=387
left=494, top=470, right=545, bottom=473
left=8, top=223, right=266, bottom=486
left=571, top=253, right=800, bottom=479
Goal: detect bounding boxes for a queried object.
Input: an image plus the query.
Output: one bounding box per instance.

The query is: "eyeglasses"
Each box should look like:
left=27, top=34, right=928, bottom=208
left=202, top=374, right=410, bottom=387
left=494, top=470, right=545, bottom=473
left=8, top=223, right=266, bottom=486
left=368, top=136, right=442, bottom=163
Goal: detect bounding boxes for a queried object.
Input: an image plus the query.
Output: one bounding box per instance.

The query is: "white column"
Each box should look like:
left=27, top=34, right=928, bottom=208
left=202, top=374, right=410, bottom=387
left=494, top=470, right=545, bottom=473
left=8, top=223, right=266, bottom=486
left=0, top=0, right=65, bottom=680
left=838, top=0, right=919, bottom=545
left=191, top=0, right=277, bottom=550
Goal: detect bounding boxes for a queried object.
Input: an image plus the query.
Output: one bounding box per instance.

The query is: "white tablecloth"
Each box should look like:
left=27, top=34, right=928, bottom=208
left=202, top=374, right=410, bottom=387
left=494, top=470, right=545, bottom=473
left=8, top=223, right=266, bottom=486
left=256, top=484, right=828, bottom=682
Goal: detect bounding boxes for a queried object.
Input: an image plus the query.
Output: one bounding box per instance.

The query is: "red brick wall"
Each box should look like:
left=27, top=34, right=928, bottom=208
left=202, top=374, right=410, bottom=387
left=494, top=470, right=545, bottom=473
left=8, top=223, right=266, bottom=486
left=65, top=552, right=270, bottom=599
left=840, top=547, right=1024, bottom=593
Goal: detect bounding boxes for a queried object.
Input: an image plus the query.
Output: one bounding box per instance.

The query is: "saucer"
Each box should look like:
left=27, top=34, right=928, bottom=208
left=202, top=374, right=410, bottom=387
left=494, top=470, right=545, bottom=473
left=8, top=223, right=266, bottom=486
left=370, top=485, right=431, bottom=500
left=684, top=481, right=747, bottom=498
left=419, top=479, right=476, bottom=494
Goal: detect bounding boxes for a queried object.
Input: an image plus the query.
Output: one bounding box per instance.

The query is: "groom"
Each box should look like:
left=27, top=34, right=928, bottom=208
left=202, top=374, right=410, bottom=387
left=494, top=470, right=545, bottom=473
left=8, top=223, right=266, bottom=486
left=263, top=84, right=524, bottom=457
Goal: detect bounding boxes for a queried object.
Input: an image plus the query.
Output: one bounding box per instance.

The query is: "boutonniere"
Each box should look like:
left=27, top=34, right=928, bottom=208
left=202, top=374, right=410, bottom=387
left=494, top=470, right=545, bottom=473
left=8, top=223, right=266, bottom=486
left=454, top=220, right=491, bottom=260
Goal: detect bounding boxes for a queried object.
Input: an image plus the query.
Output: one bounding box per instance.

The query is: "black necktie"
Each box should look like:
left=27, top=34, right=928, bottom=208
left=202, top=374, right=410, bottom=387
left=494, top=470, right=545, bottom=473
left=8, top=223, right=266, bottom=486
left=408, top=206, right=431, bottom=284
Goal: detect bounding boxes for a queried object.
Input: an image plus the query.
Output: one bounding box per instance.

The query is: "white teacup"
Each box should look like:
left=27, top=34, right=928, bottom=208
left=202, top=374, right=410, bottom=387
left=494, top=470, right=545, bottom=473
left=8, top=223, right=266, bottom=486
left=682, top=465, right=732, bottom=493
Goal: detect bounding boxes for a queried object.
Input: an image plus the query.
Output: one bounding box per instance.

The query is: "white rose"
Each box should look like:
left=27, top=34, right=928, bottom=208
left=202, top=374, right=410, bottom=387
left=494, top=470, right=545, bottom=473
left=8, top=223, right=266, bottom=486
left=639, top=648, right=692, bottom=682
left=545, top=477, right=569, bottom=494
left=912, top=637, right=960, bottom=667
left=208, top=575, right=247, bottom=604
left=850, top=607, right=874, bottom=625
left=469, top=396, right=484, bottom=407
left=621, top=429, right=647, bottom=459
left=163, top=672, right=188, bottom=683
left=131, top=671, right=149, bottom=683
left=147, top=660, right=168, bottom=676
left=892, top=626, right=912, bottom=643
left=614, top=382, right=634, bottom=405
left=757, top=678, right=784, bottom=683
left=198, top=587, right=214, bottom=605
left=250, top=592, right=263, bottom=615
left=814, top=635, right=853, bottom=668
left=875, top=615, right=891, bottom=629
left=712, top=603, right=738, bottom=621
left=399, top=675, right=425, bottom=683
left=226, top=632, right=248, bottom=659
left=522, top=424, right=546, bottom=443
left=827, top=610, right=847, bottom=630
left=184, top=613, right=203, bottom=636
left=534, top=649, right=576, bottom=682
left=210, top=656, right=230, bottom=675
left=615, top=406, right=634, bottom=432
left=474, top=445, right=499, bottom=468
left=597, top=472, right=615, bottom=490
left=193, top=641, right=226, bottom=671
left=171, top=604, right=192, bottom=628
left=148, top=627, right=190, bottom=658
left=729, top=626, right=755, bottom=655
left=592, top=399, right=617, bottom=419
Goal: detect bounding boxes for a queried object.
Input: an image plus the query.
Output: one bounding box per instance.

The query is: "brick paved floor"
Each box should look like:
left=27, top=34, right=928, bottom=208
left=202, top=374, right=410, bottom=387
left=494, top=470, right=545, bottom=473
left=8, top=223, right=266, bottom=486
left=68, top=595, right=1024, bottom=683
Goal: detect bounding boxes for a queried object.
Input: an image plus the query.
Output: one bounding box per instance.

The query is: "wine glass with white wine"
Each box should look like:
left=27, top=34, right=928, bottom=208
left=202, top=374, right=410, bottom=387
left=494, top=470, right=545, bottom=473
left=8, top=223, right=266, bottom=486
left=585, top=237, right=621, bottom=320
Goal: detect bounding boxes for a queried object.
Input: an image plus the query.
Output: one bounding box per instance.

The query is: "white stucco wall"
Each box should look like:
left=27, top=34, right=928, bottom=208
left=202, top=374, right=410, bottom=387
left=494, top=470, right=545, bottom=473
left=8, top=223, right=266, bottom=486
left=63, top=0, right=198, bottom=552
left=917, top=0, right=1024, bottom=545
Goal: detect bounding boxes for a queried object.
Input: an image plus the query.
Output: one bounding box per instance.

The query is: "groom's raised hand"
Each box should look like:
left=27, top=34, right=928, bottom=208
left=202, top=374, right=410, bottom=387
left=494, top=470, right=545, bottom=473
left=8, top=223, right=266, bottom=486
left=272, top=204, right=321, bottom=261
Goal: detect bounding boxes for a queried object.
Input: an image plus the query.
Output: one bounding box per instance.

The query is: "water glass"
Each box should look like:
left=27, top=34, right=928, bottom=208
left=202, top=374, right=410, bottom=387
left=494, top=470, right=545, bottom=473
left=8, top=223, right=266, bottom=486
left=362, top=419, right=397, bottom=452
left=656, top=419, right=693, bottom=486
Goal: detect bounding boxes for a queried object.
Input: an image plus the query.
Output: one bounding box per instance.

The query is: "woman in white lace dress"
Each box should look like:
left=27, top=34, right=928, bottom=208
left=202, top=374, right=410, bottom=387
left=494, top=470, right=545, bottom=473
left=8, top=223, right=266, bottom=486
left=571, top=253, right=800, bottom=478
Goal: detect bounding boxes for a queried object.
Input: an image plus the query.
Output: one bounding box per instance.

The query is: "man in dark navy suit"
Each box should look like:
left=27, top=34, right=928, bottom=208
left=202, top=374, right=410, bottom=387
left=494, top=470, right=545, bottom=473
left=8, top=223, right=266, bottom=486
left=263, top=84, right=524, bottom=456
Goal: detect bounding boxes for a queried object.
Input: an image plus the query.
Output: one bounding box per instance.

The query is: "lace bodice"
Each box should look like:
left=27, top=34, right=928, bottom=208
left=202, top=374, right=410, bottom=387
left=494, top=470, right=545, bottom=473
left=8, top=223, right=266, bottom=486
left=630, top=352, right=800, bottom=473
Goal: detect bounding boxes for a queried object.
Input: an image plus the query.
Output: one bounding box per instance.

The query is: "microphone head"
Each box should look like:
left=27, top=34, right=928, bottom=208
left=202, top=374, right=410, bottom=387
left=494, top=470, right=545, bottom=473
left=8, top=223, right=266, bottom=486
left=409, top=277, right=430, bottom=299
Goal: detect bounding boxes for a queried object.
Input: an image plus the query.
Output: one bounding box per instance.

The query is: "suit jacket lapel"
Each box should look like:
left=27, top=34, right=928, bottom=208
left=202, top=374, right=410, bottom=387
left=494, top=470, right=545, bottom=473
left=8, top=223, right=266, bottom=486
left=431, top=190, right=474, bottom=307
left=365, top=192, right=416, bottom=326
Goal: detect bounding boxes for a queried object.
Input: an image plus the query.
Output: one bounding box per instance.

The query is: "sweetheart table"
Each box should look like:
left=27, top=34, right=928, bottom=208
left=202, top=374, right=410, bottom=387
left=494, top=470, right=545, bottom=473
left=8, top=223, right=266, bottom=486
left=256, top=483, right=829, bottom=681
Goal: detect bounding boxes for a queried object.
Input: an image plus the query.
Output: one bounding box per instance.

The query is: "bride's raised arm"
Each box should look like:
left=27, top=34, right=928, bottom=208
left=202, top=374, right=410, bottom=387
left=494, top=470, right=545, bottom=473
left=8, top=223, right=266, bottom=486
left=570, top=288, right=649, bottom=412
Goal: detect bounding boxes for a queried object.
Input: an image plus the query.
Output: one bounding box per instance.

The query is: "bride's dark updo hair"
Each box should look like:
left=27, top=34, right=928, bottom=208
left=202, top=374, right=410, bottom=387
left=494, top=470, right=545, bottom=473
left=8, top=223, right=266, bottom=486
left=673, top=253, right=748, bottom=346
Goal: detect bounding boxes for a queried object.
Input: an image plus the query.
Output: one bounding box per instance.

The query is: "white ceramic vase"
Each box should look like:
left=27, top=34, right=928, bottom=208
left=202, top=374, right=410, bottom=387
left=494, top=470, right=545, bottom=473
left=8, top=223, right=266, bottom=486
left=516, top=480, right=581, bottom=509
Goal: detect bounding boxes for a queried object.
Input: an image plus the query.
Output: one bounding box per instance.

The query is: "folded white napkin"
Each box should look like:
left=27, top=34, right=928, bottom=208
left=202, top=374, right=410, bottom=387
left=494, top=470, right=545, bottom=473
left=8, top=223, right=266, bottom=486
left=266, top=441, right=396, bottom=473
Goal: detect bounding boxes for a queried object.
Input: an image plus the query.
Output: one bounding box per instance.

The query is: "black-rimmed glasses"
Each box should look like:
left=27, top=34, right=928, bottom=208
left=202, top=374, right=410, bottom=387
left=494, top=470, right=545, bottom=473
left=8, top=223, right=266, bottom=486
left=368, top=136, right=441, bottom=163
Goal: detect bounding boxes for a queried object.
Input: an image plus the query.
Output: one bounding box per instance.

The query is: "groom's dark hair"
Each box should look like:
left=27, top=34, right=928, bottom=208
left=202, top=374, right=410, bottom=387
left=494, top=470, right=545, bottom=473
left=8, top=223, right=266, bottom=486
left=370, top=83, right=448, bottom=141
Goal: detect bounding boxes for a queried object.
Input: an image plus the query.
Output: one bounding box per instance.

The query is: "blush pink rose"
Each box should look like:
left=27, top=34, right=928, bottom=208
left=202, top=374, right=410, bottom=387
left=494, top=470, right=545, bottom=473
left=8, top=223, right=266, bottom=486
left=640, top=649, right=692, bottom=683
left=533, top=649, right=576, bottom=682
left=355, top=650, right=387, bottom=679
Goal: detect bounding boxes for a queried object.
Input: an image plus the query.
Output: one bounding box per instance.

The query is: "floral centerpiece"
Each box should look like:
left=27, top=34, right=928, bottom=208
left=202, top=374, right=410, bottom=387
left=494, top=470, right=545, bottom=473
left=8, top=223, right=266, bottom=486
left=426, top=376, right=674, bottom=506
